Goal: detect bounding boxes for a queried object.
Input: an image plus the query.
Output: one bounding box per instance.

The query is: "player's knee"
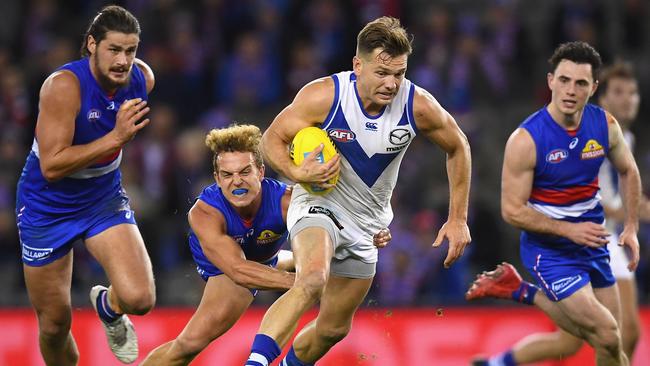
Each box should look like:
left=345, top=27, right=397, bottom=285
left=37, top=311, right=72, bottom=340
left=317, top=324, right=350, bottom=345
left=593, top=325, right=622, bottom=356
left=295, top=270, right=328, bottom=299
left=117, top=286, right=156, bottom=315
left=172, top=335, right=209, bottom=359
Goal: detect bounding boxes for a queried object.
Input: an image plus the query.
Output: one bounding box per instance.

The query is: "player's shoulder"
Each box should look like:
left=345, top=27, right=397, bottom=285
left=134, top=58, right=155, bottom=93
left=411, top=84, right=447, bottom=130
left=40, top=69, right=81, bottom=104
left=290, top=76, right=336, bottom=119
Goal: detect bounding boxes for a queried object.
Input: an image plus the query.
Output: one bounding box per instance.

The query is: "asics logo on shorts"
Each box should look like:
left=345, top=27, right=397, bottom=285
left=22, top=244, right=54, bottom=262
left=551, top=275, right=582, bottom=294
left=308, top=206, right=344, bottom=230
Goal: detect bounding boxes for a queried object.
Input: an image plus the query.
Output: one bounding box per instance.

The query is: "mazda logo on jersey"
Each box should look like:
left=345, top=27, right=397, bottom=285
left=389, top=128, right=411, bottom=145
left=328, top=128, right=356, bottom=142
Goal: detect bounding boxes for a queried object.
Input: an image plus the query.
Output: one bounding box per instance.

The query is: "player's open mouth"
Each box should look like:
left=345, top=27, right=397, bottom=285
left=232, top=188, right=248, bottom=196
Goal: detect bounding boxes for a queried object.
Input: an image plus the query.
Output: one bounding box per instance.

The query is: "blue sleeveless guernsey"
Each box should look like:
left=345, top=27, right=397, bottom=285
left=518, top=104, right=615, bottom=301
left=189, top=178, right=288, bottom=280
left=15, top=58, right=147, bottom=266
left=17, top=57, right=147, bottom=216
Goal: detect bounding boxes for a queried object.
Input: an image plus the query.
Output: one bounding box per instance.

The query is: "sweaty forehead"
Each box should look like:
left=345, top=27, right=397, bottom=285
left=217, top=151, right=255, bottom=171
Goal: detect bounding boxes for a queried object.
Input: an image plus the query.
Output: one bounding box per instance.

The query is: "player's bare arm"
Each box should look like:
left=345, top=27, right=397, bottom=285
left=501, top=128, right=609, bottom=247
left=36, top=71, right=150, bottom=181
left=134, top=58, right=155, bottom=93
left=189, top=200, right=295, bottom=290
left=605, top=112, right=641, bottom=270
left=412, top=87, right=471, bottom=268
left=260, top=78, right=340, bottom=185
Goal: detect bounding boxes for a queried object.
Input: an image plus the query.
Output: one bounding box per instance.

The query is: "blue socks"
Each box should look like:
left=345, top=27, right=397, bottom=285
left=246, top=334, right=281, bottom=366
left=281, top=346, right=313, bottom=366
left=511, top=281, right=538, bottom=305
left=488, top=350, right=517, bottom=366
left=96, top=289, right=121, bottom=323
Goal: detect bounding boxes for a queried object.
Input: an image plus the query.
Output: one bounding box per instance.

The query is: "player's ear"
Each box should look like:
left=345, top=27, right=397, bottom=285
left=590, top=80, right=599, bottom=97
left=87, top=35, right=97, bottom=55
left=353, top=55, right=363, bottom=75
left=258, top=164, right=265, bottom=179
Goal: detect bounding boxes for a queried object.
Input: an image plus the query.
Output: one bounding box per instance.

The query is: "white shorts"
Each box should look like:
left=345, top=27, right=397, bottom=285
left=287, top=197, right=378, bottom=264
left=607, top=232, right=635, bottom=280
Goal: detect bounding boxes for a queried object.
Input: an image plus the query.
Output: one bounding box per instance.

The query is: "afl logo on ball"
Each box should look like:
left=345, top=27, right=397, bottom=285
left=87, top=109, right=101, bottom=122
left=389, top=128, right=411, bottom=145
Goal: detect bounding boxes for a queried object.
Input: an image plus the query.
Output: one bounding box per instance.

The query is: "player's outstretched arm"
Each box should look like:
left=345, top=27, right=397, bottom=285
left=260, top=78, right=340, bottom=185
left=501, top=128, right=609, bottom=248
left=606, top=112, right=641, bottom=271
left=412, top=87, right=471, bottom=268
left=36, top=71, right=150, bottom=181
left=189, top=200, right=295, bottom=290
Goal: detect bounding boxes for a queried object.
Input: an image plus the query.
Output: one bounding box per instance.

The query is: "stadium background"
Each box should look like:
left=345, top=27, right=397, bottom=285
left=0, top=0, right=649, bottom=364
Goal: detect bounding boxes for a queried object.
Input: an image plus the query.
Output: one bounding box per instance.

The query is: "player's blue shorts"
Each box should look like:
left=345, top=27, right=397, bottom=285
left=193, top=250, right=279, bottom=296
left=520, top=239, right=615, bottom=302
left=16, top=193, right=136, bottom=267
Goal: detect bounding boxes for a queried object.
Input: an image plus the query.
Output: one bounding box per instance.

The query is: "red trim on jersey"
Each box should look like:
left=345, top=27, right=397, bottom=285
left=93, top=150, right=121, bottom=166
left=566, top=129, right=578, bottom=137
left=242, top=218, right=253, bottom=228
left=530, top=178, right=599, bottom=205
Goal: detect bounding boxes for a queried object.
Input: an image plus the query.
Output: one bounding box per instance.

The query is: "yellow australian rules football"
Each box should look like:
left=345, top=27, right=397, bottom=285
left=290, top=127, right=339, bottom=195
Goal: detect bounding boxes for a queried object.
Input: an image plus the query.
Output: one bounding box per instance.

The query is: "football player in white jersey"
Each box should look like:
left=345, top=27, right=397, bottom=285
left=244, top=16, right=471, bottom=366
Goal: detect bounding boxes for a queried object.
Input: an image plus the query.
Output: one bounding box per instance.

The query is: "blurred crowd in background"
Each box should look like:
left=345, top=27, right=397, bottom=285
left=1, top=0, right=649, bottom=308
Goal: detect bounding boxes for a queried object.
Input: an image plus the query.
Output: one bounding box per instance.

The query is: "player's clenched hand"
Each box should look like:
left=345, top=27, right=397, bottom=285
left=618, top=226, right=640, bottom=272
left=113, top=98, right=150, bottom=145
left=293, top=143, right=340, bottom=187
left=432, top=219, right=471, bottom=268
left=561, top=221, right=609, bottom=248
left=373, top=228, right=392, bottom=248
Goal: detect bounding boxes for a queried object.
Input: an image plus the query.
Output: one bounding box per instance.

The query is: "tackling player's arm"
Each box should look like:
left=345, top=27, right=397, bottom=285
left=412, top=87, right=471, bottom=268
left=36, top=71, right=150, bottom=181
left=189, top=199, right=295, bottom=290
left=605, top=112, right=641, bottom=270
left=260, top=78, right=340, bottom=186
left=501, top=128, right=609, bottom=248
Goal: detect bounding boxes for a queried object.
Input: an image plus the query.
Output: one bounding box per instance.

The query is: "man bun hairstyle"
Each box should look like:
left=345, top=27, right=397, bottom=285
left=81, top=5, right=141, bottom=57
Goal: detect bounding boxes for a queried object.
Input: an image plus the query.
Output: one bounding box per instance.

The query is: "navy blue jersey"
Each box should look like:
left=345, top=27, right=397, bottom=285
left=521, top=104, right=609, bottom=248
left=189, top=178, right=288, bottom=276
left=16, top=58, right=148, bottom=217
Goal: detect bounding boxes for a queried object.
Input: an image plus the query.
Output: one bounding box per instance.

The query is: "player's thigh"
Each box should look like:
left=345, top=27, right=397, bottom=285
left=316, top=275, right=373, bottom=331
left=23, top=251, right=74, bottom=330
left=556, top=284, right=617, bottom=333
left=85, top=223, right=154, bottom=295
left=290, top=219, right=335, bottom=276
left=176, top=275, right=254, bottom=348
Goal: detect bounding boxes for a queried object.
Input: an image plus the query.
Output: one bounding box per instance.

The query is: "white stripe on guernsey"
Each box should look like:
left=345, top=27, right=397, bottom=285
left=528, top=195, right=601, bottom=219
left=31, top=138, right=122, bottom=179
left=533, top=254, right=558, bottom=301
left=281, top=360, right=288, bottom=366
left=247, top=353, right=269, bottom=366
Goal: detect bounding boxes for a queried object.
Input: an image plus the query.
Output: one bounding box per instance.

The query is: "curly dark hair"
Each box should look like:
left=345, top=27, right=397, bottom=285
left=548, top=41, right=602, bottom=80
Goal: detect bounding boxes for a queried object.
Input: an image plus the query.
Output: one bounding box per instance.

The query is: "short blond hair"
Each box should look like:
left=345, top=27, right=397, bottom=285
left=205, top=124, right=263, bottom=170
